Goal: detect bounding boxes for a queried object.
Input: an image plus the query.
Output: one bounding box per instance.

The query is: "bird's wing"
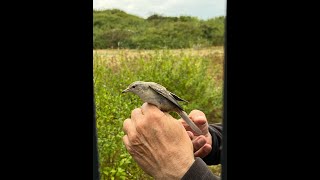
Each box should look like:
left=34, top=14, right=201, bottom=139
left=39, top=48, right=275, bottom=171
left=149, top=84, right=184, bottom=110
left=169, top=92, right=188, bottom=103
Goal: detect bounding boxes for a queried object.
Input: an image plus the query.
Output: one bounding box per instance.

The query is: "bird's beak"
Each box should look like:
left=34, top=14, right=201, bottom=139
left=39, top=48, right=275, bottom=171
left=122, top=88, right=129, bottom=93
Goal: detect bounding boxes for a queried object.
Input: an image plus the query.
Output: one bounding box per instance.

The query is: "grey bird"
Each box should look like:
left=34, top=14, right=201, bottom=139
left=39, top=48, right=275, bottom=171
left=122, top=81, right=203, bottom=135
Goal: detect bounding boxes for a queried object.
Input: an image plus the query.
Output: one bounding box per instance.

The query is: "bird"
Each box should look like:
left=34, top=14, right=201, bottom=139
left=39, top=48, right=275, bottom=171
left=122, top=81, right=203, bottom=135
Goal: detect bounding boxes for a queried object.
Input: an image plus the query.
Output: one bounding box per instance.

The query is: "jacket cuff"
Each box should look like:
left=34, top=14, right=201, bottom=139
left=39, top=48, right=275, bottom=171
left=182, top=157, right=220, bottom=180
left=202, top=125, right=222, bottom=165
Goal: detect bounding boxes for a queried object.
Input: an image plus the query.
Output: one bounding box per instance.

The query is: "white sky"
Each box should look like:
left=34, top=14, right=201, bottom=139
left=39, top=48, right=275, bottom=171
left=93, top=0, right=226, bottom=20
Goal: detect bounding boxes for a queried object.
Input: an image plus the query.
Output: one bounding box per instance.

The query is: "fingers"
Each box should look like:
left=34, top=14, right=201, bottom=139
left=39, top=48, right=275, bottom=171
left=189, top=110, right=207, bottom=126
left=123, top=107, right=144, bottom=139
left=123, top=117, right=146, bottom=147
left=141, top=102, right=163, bottom=116
left=189, top=110, right=206, bottom=118
left=194, top=144, right=212, bottom=158
left=123, top=118, right=136, bottom=138
left=178, top=119, right=194, bottom=132
left=123, top=135, right=141, bottom=157
left=192, top=135, right=207, bottom=151
left=178, top=110, right=208, bottom=133
left=186, top=131, right=194, bottom=140
left=123, top=135, right=130, bottom=149
left=192, top=135, right=212, bottom=157
left=140, top=102, right=167, bottom=124
left=131, top=107, right=144, bottom=124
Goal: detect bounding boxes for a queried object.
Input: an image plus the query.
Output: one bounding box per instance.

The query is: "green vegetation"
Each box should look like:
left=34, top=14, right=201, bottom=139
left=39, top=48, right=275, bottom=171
left=94, top=9, right=225, bottom=49
left=94, top=47, right=224, bottom=179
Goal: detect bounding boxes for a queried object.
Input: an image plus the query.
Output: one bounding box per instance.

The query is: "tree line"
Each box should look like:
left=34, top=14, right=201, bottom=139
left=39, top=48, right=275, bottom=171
left=94, top=9, right=225, bottom=49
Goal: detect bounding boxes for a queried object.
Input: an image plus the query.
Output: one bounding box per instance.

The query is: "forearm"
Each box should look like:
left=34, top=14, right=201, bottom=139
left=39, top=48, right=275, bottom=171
left=182, top=157, right=220, bottom=180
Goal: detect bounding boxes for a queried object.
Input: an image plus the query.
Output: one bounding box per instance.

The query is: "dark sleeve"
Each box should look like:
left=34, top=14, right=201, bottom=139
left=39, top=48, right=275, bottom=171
left=182, top=157, right=221, bottom=180
left=202, top=123, right=222, bottom=165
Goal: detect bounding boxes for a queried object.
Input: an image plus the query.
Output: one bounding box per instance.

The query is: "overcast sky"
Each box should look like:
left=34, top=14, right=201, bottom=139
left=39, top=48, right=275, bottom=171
left=93, top=0, right=226, bottom=20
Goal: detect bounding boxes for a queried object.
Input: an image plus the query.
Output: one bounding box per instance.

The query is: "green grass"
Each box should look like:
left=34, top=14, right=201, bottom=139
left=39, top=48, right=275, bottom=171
left=94, top=47, right=224, bottom=179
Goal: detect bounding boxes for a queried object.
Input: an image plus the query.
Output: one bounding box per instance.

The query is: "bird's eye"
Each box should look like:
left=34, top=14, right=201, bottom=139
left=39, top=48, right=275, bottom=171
left=132, top=85, right=136, bottom=88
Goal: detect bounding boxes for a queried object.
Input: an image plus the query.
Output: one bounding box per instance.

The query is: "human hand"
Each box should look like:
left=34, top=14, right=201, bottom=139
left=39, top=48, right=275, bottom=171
left=123, top=103, right=195, bottom=179
left=179, top=110, right=212, bottom=158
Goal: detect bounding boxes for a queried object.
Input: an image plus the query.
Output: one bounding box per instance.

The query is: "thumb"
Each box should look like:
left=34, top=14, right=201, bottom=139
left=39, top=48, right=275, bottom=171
left=189, top=110, right=207, bottom=126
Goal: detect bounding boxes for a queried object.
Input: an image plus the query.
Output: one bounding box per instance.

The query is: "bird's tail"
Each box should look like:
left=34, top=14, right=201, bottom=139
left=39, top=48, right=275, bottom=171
left=178, top=110, right=203, bottom=135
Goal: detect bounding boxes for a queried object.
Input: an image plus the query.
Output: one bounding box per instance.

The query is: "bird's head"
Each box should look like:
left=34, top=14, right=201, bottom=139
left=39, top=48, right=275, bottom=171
left=122, top=81, right=147, bottom=95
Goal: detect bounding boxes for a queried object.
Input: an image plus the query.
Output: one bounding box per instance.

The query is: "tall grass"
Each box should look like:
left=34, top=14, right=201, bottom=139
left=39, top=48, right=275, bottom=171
left=94, top=47, right=224, bottom=179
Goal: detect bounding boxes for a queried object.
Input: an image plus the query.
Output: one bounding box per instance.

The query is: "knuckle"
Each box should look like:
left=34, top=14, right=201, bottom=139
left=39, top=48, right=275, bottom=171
left=128, top=147, right=139, bottom=156
left=129, top=133, right=142, bottom=146
left=131, top=108, right=141, bottom=118
left=135, top=123, right=143, bottom=132
left=122, top=118, right=130, bottom=131
left=125, top=145, right=135, bottom=155
left=135, top=120, right=148, bottom=132
left=147, top=109, right=165, bottom=121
